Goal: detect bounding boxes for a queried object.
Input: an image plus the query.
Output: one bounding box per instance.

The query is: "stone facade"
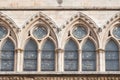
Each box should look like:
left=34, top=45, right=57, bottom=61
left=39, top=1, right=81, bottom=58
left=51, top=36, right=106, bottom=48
left=0, top=0, right=120, bottom=80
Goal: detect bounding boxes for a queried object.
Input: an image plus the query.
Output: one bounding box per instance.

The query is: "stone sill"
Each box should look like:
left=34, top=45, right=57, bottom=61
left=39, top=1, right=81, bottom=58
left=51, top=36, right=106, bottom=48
left=0, top=72, right=120, bottom=75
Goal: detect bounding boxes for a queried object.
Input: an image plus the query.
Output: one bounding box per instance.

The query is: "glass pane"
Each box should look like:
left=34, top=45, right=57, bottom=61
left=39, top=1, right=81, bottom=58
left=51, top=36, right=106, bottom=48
left=25, top=39, right=37, bottom=50
left=24, top=51, right=37, bottom=59
left=113, top=25, right=120, bottom=39
left=82, top=40, right=96, bottom=51
left=72, top=25, right=87, bottom=39
left=1, top=60, right=14, bottom=71
left=64, top=60, right=78, bottom=71
left=82, top=61, right=96, bottom=71
left=41, top=51, right=54, bottom=59
left=42, top=39, right=55, bottom=50
left=41, top=60, right=55, bottom=71
left=64, top=39, right=78, bottom=71
left=106, top=60, right=119, bottom=71
left=106, top=52, right=119, bottom=60
left=2, top=39, right=14, bottom=50
left=0, top=26, right=7, bottom=39
left=64, top=51, right=78, bottom=59
left=1, top=39, right=15, bottom=71
left=105, top=40, right=118, bottom=51
left=105, top=40, right=119, bottom=71
left=82, top=51, right=96, bottom=59
left=1, top=51, right=14, bottom=59
left=24, top=60, right=37, bottom=71
left=24, top=39, right=37, bottom=71
left=33, top=26, right=47, bottom=39
left=82, top=39, right=96, bottom=71
left=41, top=39, right=55, bottom=71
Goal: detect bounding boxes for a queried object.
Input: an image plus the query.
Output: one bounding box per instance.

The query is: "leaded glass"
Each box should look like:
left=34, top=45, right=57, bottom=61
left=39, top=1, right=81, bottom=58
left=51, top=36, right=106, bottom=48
left=105, top=40, right=119, bottom=71
left=1, top=39, right=15, bottom=71
left=33, top=26, right=47, bottom=39
left=82, top=39, right=96, bottom=71
left=0, top=26, right=7, bottom=39
left=41, top=39, right=55, bottom=71
left=41, top=60, right=55, bottom=71
left=24, top=39, right=37, bottom=71
left=113, top=25, right=120, bottom=39
left=64, top=39, right=78, bottom=71
left=64, top=60, right=78, bottom=70
left=72, top=25, right=87, bottom=39
left=24, top=60, right=37, bottom=71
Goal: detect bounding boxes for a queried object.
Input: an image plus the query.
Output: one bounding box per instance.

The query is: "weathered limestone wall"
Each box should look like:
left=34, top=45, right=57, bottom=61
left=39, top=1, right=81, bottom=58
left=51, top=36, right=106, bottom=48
left=1, top=11, right=119, bottom=29
left=0, top=0, right=120, bottom=79
left=0, top=0, right=120, bottom=7
left=0, top=0, right=119, bottom=29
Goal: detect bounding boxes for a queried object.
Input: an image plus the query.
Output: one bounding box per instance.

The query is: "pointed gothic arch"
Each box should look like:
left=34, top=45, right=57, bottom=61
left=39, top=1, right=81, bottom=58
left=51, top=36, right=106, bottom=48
left=21, top=12, right=58, bottom=49
left=61, top=12, right=99, bottom=48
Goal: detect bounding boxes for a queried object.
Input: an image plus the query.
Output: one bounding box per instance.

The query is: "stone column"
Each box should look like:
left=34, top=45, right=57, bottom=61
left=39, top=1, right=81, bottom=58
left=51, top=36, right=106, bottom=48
left=79, top=50, right=82, bottom=71
left=56, top=48, right=64, bottom=72
left=15, top=48, right=23, bottom=72
left=97, top=49, right=105, bottom=72
left=37, top=49, right=41, bottom=71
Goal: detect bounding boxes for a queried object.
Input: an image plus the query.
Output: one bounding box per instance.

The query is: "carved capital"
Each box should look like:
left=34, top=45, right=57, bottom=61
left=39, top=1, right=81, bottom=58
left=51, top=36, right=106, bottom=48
left=96, top=49, right=105, bottom=53
left=55, top=48, right=64, bottom=53
left=15, top=48, right=23, bottom=53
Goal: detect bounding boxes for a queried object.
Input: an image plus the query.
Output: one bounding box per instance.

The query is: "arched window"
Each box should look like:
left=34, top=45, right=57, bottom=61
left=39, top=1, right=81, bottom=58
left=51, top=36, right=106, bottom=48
left=23, top=39, right=37, bottom=71
left=1, top=39, right=15, bottom=71
left=105, top=40, right=119, bottom=71
left=64, top=39, right=78, bottom=71
left=82, top=39, right=96, bottom=71
left=41, top=39, right=55, bottom=71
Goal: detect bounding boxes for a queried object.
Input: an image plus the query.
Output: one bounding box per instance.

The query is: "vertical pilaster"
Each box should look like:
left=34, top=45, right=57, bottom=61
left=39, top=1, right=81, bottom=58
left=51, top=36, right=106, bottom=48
left=56, top=48, right=64, bottom=72
left=15, top=49, right=23, bottom=72
left=97, top=49, right=105, bottom=72
left=38, top=49, right=41, bottom=71
left=79, top=50, right=82, bottom=71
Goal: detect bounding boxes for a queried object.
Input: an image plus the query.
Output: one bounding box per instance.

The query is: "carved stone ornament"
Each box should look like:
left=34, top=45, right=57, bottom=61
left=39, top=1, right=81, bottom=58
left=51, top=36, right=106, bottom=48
left=62, top=12, right=98, bottom=32
left=23, top=12, right=58, bottom=33
left=57, top=0, right=63, bottom=6
left=0, top=76, right=120, bottom=80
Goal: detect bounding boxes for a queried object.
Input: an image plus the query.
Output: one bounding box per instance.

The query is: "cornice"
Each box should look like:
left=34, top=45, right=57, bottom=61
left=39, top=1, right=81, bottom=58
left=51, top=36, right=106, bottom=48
left=0, top=6, right=120, bottom=11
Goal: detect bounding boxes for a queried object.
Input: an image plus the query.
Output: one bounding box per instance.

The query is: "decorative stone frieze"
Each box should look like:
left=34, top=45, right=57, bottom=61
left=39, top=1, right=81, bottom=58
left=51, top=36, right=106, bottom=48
left=0, top=12, right=18, bottom=32
left=104, top=12, right=120, bottom=29
left=0, top=75, right=120, bottom=80
left=23, top=12, right=58, bottom=33
left=62, top=12, right=99, bottom=33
